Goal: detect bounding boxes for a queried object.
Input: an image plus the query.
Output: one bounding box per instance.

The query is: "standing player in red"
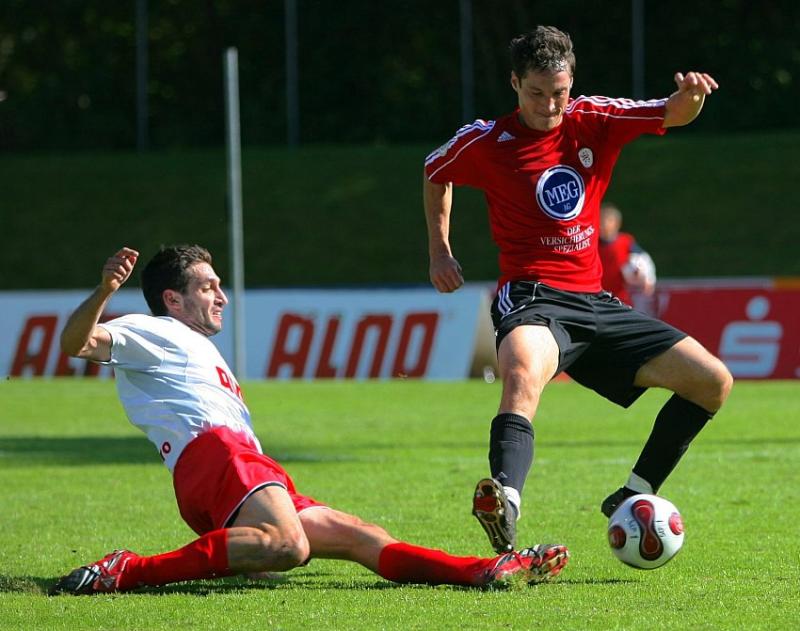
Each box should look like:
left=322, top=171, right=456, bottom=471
left=50, top=245, right=569, bottom=595
left=424, top=26, right=732, bottom=554
left=598, top=202, right=657, bottom=307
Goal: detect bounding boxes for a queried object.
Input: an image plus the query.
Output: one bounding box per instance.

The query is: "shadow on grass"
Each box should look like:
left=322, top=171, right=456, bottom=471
left=147, top=577, right=404, bottom=595
left=0, top=436, right=157, bottom=466
left=0, top=575, right=54, bottom=595
left=3, top=574, right=450, bottom=597
left=2, top=572, right=607, bottom=597
left=0, top=436, right=362, bottom=467
left=557, top=577, right=638, bottom=586
left=5, top=428, right=796, bottom=469
left=546, top=436, right=800, bottom=449
left=4, top=433, right=795, bottom=468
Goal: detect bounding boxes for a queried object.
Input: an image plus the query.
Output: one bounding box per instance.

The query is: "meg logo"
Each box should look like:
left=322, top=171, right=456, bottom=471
left=535, top=165, right=585, bottom=221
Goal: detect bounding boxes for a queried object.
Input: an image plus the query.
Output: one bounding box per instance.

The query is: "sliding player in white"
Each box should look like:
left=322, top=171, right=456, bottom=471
left=51, top=245, right=569, bottom=594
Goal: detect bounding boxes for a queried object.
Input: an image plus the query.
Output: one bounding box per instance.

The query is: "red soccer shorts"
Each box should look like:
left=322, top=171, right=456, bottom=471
left=172, top=425, right=326, bottom=535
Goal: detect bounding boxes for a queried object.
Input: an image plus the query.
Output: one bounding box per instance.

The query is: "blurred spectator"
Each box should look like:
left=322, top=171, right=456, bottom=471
left=599, top=202, right=657, bottom=309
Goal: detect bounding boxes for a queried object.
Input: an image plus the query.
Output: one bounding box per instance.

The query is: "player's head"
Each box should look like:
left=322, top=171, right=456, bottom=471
left=509, top=26, right=575, bottom=79
left=509, top=27, right=575, bottom=132
left=600, top=203, right=623, bottom=240
left=141, top=245, right=228, bottom=336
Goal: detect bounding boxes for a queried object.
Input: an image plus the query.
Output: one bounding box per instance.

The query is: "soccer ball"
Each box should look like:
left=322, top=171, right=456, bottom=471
left=607, top=494, right=684, bottom=569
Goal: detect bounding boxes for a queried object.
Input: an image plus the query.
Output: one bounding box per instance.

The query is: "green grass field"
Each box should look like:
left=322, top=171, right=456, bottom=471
left=1, top=379, right=798, bottom=630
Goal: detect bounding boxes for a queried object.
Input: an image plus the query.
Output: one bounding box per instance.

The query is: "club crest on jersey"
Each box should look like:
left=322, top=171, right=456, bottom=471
left=578, top=147, right=594, bottom=168
left=535, top=165, right=585, bottom=221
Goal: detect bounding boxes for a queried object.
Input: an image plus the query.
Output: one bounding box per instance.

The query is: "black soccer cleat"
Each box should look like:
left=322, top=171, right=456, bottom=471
left=49, top=565, right=102, bottom=596
left=600, top=486, right=639, bottom=518
left=49, top=550, right=137, bottom=595
left=472, top=478, right=517, bottom=554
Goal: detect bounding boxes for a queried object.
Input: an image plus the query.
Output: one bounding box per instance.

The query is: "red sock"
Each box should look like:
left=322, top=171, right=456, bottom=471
left=377, top=542, right=495, bottom=586
left=118, top=529, right=232, bottom=590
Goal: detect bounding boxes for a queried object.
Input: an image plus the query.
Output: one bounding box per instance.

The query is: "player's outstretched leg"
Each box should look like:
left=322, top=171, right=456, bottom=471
left=602, top=339, right=733, bottom=518
left=50, top=527, right=278, bottom=595
left=300, top=507, right=568, bottom=588
left=376, top=541, right=568, bottom=587
left=601, top=392, right=725, bottom=518
left=472, top=477, right=516, bottom=553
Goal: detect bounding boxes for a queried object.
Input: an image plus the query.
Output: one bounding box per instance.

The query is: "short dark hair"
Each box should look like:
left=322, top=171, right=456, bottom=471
left=509, top=26, right=575, bottom=79
left=140, top=245, right=213, bottom=316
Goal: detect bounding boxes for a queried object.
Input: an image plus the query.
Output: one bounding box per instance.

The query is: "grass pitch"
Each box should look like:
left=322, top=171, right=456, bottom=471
left=1, top=378, right=798, bottom=630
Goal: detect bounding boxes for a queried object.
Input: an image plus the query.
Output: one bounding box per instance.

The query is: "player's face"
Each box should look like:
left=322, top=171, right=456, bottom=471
left=169, top=262, right=228, bottom=336
left=512, top=69, right=572, bottom=132
left=600, top=213, right=621, bottom=240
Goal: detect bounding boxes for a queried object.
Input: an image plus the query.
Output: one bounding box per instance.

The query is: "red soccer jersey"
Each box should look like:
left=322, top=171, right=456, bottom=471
left=425, top=96, right=667, bottom=292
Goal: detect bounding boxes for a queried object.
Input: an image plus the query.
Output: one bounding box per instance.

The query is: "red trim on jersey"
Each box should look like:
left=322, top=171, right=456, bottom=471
left=425, top=97, right=666, bottom=292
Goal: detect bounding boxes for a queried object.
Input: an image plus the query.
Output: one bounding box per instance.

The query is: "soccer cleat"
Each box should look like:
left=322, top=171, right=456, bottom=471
left=49, top=549, right=138, bottom=595
left=485, top=544, right=570, bottom=586
left=472, top=477, right=517, bottom=553
left=601, top=486, right=638, bottom=518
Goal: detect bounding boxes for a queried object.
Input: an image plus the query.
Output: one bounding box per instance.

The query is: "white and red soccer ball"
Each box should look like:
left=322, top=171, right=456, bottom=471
left=607, top=494, right=684, bottom=569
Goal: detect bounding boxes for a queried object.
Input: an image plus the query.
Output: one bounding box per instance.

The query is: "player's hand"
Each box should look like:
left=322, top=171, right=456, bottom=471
left=673, top=71, right=718, bottom=103
left=429, top=254, right=464, bottom=293
left=101, top=247, right=139, bottom=293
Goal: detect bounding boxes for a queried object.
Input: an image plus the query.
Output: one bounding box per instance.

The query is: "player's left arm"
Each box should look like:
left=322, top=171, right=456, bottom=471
left=663, top=72, right=718, bottom=128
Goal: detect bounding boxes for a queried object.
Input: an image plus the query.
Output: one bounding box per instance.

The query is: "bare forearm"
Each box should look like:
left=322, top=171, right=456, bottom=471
left=663, top=72, right=718, bottom=128
left=663, top=91, right=704, bottom=128
left=423, top=174, right=463, bottom=292
left=423, top=176, right=453, bottom=257
left=60, top=286, right=113, bottom=358
left=61, top=247, right=138, bottom=360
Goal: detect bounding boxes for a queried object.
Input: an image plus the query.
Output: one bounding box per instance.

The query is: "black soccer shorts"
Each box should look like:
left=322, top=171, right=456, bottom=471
left=491, top=281, right=687, bottom=407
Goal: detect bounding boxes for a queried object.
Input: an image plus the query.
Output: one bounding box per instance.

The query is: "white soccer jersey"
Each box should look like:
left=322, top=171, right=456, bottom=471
left=99, top=313, right=259, bottom=472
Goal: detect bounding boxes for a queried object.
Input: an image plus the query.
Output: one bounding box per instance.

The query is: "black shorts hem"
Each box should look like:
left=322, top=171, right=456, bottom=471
left=491, top=281, right=688, bottom=408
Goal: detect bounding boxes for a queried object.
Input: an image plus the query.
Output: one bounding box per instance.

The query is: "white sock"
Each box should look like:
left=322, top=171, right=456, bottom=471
left=502, top=486, right=521, bottom=520
left=625, top=472, right=654, bottom=494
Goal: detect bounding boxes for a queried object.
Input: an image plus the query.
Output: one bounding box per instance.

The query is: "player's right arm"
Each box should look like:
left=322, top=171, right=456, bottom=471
left=423, top=174, right=464, bottom=293
left=423, top=119, right=492, bottom=293
left=60, top=247, right=139, bottom=361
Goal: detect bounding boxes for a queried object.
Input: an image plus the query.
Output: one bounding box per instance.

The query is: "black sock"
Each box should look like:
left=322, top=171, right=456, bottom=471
left=488, top=413, right=534, bottom=502
left=632, top=394, right=714, bottom=492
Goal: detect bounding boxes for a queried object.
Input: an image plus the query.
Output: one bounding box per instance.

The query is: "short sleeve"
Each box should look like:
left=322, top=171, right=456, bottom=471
left=568, top=96, right=667, bottom=147
left=424, top=119, right=495, bottom=187
left=99, top=315, right=166, bottom=371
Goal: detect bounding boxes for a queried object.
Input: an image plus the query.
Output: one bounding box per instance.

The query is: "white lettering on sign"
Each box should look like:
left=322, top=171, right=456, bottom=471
left=719, top=296, right=782, bottom=378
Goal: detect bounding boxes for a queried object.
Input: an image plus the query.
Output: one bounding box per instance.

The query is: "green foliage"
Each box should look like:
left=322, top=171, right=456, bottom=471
left=2, top=130, right=798, bottom=289
left=1, top=378, right=799, bottom=629
left=1, top=1, right=799, bottom=150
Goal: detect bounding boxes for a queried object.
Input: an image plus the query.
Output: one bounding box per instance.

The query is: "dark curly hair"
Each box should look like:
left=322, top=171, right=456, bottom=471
left=140, top=244, right=213, bottom=316
left=509, top=26, right=575, bottom=79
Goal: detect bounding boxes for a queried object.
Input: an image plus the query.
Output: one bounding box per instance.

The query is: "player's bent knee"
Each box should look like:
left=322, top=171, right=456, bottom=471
left=253, top=527, right=310, bottom=571
left=501, top=365, right=544, bottom=399
left=692, top=358, right=734, bottom=413
left=277, top=529, right=311, bottom=568
left=711, top=362, right=734, bottom=409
